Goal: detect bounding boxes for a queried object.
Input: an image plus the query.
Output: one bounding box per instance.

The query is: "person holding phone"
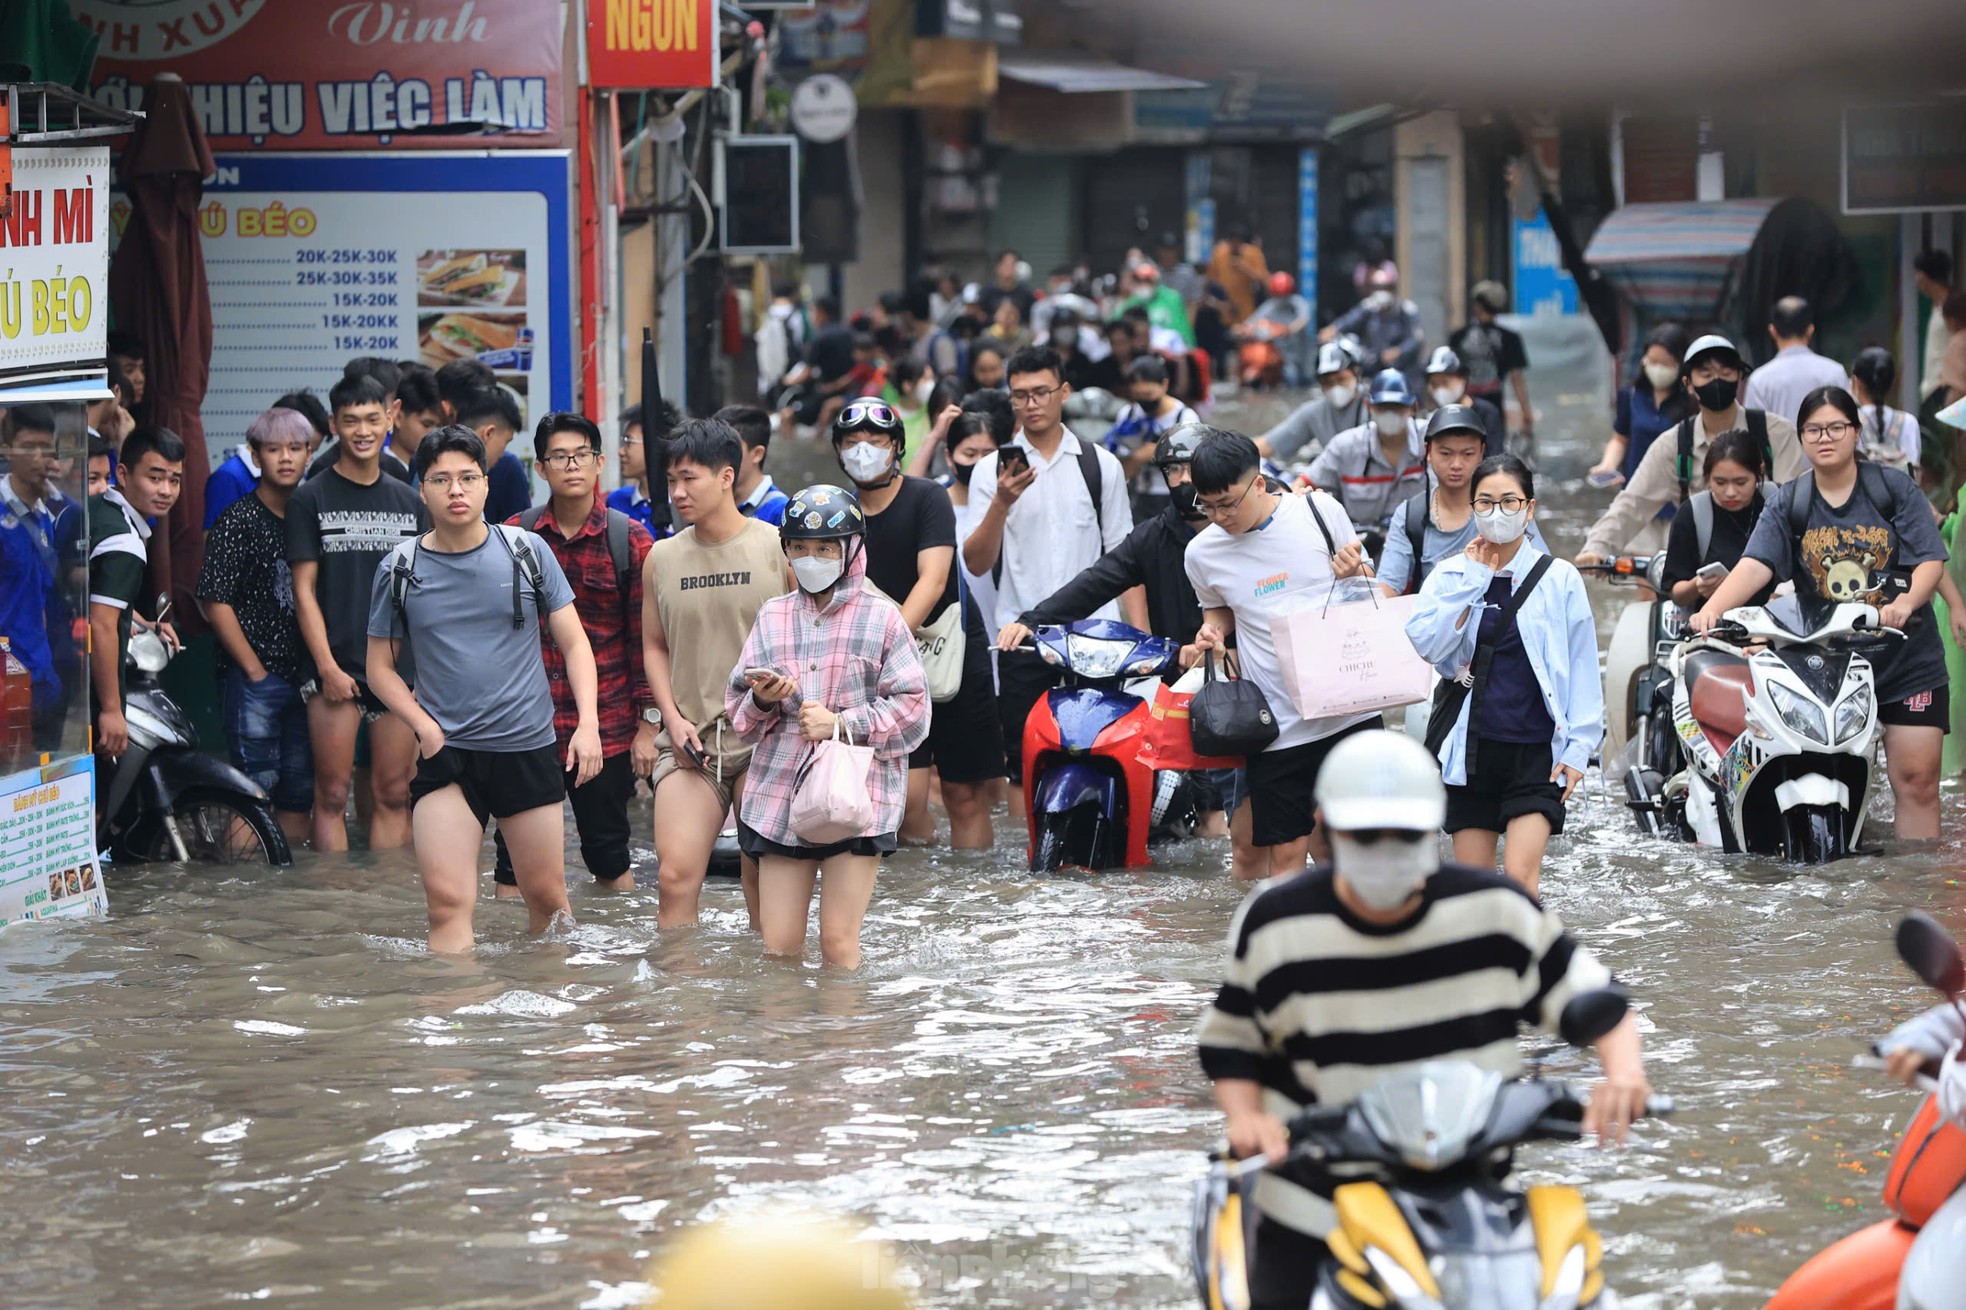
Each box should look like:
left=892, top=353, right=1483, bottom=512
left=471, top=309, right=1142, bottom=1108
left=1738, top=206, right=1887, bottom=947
left=642, top=419, right=794, bottom=930
left=1658, top=429, right=1772, bottom=613
left=727, top=485, right=930, bottom=969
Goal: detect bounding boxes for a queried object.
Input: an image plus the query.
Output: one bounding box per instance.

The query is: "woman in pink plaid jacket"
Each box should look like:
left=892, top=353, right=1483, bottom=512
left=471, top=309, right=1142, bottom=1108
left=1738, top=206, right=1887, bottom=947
left=728, top=485, right=930, bottom=968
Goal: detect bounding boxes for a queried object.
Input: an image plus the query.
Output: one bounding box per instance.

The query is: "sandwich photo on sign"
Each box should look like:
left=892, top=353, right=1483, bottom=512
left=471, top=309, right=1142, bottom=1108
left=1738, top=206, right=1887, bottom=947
left=417, top=311, right=530, bottom=369
left=417, top=249, right=528, bottom=308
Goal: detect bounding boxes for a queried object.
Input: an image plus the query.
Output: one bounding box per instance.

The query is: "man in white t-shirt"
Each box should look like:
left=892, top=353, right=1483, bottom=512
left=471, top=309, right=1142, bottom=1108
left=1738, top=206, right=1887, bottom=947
left=965, top=345, right=1139, bottom=789
left=1184, top=429, right=1382, bottom=876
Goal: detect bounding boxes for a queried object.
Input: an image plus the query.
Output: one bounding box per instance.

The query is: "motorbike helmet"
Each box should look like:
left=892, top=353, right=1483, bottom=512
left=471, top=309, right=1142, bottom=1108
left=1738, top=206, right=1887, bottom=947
left=1315, top=340, right=1361, bottom=380
left=1367, top=368, right=1416, bottom=407
left=780, top=484, right=865, bottom=544
left=1268, top=271, right=1295, bottom=297
left=1423, top=346, right=1466, bottom=377
left=831, top=397, right=904, bottom=448
left=1153, top=421, right=1215, bottom=470
left=1315, top=730, right=1446, bottom=831
left=1681, top=333, right=1745, bottom=377
left=1424, top=404, right=1487, bottom=444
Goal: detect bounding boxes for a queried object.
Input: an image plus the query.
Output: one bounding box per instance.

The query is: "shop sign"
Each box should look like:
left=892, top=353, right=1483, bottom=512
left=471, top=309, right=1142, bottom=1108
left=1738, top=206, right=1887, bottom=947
left=1843, top=103, right=1966, bottom=215
left=916, top=0, right=1021, bottom=44
left=0, top=147, right=110, bottom=393
left=0, top=759, right=107, bottom=927
left=112, top=153, right=571, bottom=467
left=789, top=75, right=857, bottom=143
left=586, top=0, right=720, bottom=91
left=80, top=0, right=563, bottom=150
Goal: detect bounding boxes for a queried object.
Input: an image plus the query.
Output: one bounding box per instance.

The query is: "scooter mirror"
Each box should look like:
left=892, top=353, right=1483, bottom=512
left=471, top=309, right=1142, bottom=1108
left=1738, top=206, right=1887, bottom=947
left=1558, top=988, right=1630, bottom=1047
left=1896, top=911, right=1965, bottom=998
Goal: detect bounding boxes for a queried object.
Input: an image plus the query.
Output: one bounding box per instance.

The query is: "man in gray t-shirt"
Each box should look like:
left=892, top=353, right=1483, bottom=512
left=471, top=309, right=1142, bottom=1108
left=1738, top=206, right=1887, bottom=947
left=363, top=429, right=604, bottom=954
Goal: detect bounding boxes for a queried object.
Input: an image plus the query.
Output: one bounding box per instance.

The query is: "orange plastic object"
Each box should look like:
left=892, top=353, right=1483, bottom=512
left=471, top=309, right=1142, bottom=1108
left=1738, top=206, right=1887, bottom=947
left=1763, top=1219, right=1912, bottom=1310
left=1884, top=1094, right=1966, bottom=1227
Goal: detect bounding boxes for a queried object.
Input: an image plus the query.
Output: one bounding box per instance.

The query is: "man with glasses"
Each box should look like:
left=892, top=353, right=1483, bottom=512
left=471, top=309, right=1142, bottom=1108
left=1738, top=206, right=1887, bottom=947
left=1183, top=428, right=1379, bottom=876
left=492, top=412, right=657, bottom=896
left=1578, top=334, right=1806, bottom=566
left=288, top=371, right=427, bottom=852
left=963, top=346, right=1137, bottom=797
left=1199, top=728, right=1650, bottom=1310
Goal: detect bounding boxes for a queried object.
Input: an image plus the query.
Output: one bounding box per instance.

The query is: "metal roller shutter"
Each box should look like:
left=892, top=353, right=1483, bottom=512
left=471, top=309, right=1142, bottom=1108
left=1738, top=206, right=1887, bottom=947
left=991, top=154, right=1079, bottom=280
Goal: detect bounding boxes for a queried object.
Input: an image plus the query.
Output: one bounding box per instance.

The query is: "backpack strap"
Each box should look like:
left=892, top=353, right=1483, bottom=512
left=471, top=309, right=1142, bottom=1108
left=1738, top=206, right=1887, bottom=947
left=604, top=507, right=634, bottom=592
left=1745, top=408, right=1772, bottom=472
left=1689, top=490, right=1715, bottom=563
left=387, top=536, right=422, bottom=660
left=1404, top=490, right=1428, bottom=573
left=494, top=524, right=548, bottom=629
left=1075, top=439, right=1105, bottom=540
left=1675, top=417, right=1697, bottom=504
left=519, top=505, right=546, bottom=533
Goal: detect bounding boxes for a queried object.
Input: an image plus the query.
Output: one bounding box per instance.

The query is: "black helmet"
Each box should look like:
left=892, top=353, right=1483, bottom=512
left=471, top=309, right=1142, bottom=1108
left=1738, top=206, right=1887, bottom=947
left=830, top=398, right=905, bottom=450
left=1424, top=404, right=1487, bottom=443
left=1154, top=421, right=1216, bottom=469
left=780, top=484, right=865, bottom=542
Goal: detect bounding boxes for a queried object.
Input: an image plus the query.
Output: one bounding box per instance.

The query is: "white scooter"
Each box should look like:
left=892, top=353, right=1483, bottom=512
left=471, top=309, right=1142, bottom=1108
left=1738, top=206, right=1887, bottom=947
left=1627, top=599, right=1894, bottom=862
left=1585, top=554, right=1683, bottom=798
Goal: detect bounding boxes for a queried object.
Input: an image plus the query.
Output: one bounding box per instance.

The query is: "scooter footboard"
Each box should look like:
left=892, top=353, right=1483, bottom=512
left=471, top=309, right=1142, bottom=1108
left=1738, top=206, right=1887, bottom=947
left=1763, top=1219, right=1911, bottom=1310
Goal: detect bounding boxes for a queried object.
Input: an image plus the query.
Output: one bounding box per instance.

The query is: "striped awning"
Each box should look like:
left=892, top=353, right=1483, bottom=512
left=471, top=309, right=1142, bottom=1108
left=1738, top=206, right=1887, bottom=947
left=1583, top=198, right=1784, bottom=321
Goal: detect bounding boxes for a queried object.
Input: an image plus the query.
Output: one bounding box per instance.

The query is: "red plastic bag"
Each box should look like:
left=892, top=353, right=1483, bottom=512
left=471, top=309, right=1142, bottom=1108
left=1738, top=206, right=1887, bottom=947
left=1138, top=675, right=1239, bottom=772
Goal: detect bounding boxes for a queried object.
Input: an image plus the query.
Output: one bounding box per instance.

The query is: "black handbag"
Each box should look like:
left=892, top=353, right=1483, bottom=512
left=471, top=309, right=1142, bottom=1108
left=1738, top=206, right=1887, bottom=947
left=1190, top=651, right=1280, bottom=757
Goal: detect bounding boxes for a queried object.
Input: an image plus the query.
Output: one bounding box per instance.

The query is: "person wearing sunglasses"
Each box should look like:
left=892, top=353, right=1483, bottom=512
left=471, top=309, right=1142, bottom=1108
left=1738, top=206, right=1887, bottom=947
left=1406, top=455, right=1601, bottom=897
left=1198, top=728, right=1651, bottom=1310
left=1692, top=385, right=1966, bottom=840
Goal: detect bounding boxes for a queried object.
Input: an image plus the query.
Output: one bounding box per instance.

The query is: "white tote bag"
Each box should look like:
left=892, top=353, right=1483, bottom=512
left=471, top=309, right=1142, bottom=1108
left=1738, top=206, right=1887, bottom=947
left=1273, top=584, right=1433, bottom=719
left=914, top=600, right=967, bottom=703
left=789, top=721, right=876, bottom=845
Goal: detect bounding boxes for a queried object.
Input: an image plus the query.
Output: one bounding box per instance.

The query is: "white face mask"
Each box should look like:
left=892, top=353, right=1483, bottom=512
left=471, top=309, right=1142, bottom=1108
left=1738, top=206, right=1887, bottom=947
left=1644, top=362, right=1680, bottom=390
left=1366, top=290, right=1396, bottom=312
left=1324, top=381, right=1359, bottom=409
left=791, top=554, right=844, bottom=593
left=1430, top=383, right=1465, bottom=407
left=1333, top=833, right=1437, bottom=911
left=1474, top=505, right=1529, bottom=545
left=1373, top=410, right=1408, bottom=438
left=840, top=442, right=893, bottom=485
left=913, top=377, right=936, bottom=404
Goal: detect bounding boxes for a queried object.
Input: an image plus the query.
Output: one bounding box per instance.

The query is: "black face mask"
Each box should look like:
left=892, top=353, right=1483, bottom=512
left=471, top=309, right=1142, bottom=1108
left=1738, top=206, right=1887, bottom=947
left=950, top=460, right=977, bottom=486
left=1693, top=377, right=1739, bottom=412
left=1170, top=480, right=1203, bottom=520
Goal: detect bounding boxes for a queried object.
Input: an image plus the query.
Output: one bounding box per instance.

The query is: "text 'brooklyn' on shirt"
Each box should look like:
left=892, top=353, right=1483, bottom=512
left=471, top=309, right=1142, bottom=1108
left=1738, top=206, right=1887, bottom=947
left=678, top=571, right=755, bottom=592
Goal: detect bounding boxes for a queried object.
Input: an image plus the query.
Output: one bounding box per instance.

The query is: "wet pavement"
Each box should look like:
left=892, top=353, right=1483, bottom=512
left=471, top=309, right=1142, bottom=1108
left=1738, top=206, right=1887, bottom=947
left=4, top=370, right=1964, bottom=1308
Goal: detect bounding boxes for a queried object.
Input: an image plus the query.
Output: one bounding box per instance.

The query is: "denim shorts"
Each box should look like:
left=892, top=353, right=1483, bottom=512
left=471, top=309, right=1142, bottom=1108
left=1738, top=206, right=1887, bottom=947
left=222, top=667, right=314, bottom=814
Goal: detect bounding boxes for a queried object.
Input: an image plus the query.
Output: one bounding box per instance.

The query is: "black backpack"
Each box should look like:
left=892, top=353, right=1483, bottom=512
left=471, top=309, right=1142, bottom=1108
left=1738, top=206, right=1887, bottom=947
left=387, top=524, right=549, bottom=659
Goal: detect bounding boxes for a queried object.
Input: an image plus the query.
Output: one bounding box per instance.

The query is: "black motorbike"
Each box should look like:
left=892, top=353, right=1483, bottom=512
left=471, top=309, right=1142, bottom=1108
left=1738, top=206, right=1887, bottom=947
left=96, top=601, right=291, bottom=866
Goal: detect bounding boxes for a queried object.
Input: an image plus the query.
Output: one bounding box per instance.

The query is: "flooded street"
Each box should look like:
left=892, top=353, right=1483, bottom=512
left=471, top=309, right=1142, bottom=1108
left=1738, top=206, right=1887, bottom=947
left=6, top=374, right=1966, bottom=1309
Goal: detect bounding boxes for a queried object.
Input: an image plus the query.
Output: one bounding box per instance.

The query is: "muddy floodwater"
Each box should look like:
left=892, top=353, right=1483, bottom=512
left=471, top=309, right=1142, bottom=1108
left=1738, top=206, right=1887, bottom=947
left=4, top=375, right=1964, bottom=1308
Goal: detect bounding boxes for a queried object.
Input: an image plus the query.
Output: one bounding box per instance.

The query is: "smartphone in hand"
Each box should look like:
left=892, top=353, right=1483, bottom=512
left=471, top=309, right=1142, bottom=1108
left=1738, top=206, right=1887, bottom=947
left=999, top=447, right=1030, bottom=476
left=1586, top=469, right=1623, bottom=489
left=1696, top=561, right=1730, bottom=582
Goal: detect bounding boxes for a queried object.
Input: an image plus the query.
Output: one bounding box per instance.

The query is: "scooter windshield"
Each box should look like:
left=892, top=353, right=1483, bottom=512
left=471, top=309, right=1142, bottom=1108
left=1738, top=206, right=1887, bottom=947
left=1356, top=1062, right=1505, bottom=1172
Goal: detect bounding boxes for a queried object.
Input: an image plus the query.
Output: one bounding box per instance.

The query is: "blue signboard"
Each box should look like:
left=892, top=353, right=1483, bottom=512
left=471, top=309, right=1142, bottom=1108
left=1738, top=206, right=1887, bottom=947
left=1512, top=210, right=1578, bottom=317
left=1298, top=149, right=1319, bottom=310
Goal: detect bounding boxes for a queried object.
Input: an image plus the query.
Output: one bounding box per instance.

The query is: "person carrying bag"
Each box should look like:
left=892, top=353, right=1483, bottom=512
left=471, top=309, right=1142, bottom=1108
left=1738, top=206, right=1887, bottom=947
left=1189, top=650, right=1280, bottom=758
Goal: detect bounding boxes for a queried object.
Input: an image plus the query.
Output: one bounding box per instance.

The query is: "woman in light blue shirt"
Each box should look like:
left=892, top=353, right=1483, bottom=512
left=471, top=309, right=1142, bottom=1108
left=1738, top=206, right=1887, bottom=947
left=1406, top=455, right=1603, bottom=896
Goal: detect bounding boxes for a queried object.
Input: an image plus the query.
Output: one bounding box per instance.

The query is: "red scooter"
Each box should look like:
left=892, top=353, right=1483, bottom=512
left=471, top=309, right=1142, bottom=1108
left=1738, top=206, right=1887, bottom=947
left=1765, top=912, right=1966, bottom=1310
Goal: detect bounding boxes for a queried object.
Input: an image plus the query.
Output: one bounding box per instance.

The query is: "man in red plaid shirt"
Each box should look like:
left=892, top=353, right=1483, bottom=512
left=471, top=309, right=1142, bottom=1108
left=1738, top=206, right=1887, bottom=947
left=492, top=412, right=656, bottom=894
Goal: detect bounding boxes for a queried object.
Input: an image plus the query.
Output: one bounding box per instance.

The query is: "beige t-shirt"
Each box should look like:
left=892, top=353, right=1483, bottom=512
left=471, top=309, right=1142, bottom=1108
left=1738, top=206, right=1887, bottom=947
left=646, top=517, right=788, bottom=736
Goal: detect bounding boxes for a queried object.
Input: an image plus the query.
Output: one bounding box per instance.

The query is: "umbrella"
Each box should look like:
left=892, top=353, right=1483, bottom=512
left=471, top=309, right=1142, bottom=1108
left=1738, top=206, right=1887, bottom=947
left=107, top=72, right=215, bottom=628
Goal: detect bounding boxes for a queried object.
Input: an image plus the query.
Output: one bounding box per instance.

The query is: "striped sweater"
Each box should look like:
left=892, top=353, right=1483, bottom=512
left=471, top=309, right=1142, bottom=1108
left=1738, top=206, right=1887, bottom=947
left=1197, top=862, right=1614, bottom=1236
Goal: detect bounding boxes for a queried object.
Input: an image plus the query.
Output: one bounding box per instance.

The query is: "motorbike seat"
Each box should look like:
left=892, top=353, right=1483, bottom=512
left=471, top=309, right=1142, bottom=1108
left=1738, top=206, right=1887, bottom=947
left=1683, top=649, right=1752, bottom=754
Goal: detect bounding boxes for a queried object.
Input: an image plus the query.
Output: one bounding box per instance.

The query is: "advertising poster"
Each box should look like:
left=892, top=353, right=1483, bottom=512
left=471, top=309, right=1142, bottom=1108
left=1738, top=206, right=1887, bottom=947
left=79, top=0, right=563, bottom=150
left=0, top=146, right=111, bottom=398
left=110, top=153, right=572, bottom=458
left=0, top=758, right=107, bottom=926
left=586, top=0, right=719, bottom=90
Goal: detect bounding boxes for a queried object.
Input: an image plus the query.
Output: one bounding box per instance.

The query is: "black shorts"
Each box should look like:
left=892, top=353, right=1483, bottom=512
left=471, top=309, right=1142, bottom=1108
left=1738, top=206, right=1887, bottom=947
left=1879, top=684, right=1951, bottom=730
left=1444, top=738, right=1566, bottom=835
left=409, top=742, right=565, bottom=826
left=1245, top=717, right=1384, bottom=847
left=737, top=820, right=898, bottom=862
left=1248, top=1217, right=1331, bottom=1310
left=299, top=676, right=394, bottom=725
left=908, top=638, right=1007, bottom=784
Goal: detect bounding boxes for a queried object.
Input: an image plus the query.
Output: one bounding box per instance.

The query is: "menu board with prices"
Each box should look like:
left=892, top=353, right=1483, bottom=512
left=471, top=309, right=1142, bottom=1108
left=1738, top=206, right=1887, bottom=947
left=0, top=759, right=106, bottom=926
left=110, top=152, right=572, bottom=466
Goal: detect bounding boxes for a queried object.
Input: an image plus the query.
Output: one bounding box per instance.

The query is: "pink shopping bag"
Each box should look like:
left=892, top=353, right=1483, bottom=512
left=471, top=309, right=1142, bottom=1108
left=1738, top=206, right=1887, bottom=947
left=1273, top=586, right=1432, bottom=719
left=789, top=721, right=876, bottom=845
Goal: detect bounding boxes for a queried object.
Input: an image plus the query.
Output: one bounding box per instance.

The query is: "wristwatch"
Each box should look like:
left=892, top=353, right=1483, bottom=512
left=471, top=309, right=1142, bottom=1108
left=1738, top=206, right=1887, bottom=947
left=641, top=707, right=662, bottom=726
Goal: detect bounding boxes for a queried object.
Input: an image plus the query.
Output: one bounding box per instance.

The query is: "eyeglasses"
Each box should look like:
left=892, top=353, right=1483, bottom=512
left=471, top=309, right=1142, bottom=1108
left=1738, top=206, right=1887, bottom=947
left=839, top=400, right=898, bottom=429
left=1801, top=420, right=1856, bottom=442
left=540, top=448, right=599, bottom=470
left=620, top=433, right=643, bottom=448
left=1343, top=828, right=1432, bottom=846
left=421, top=473, right=485, bottom=491
left=1196, top=474, right=1260, bottom=519
left=1158, top=460, right=1192, bottom=479
left=1473, top=495, right=1529, bottom=513
left=1009, top=385, right=1060, bottom=408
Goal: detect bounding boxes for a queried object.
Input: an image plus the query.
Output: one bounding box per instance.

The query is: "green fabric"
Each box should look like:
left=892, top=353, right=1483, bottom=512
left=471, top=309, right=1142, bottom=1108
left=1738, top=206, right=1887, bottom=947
left=1122, top=287, right=1197, bottom=348
left=1943, top=512, right=1966, bottom=776
left=882, top=385, right=930, bottom=452
left=0, top=0, right=100, bottom=89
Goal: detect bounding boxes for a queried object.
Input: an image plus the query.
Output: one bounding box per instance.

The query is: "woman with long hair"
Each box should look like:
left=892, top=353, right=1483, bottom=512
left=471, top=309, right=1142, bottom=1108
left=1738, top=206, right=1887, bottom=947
left=1849, top=346, right=1922, bottom=476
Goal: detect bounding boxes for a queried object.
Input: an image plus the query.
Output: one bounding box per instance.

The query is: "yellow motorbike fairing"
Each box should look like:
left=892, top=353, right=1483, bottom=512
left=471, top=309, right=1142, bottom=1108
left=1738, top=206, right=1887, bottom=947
left=1332, top=1182, right=1442, bottom=1300
left=1526, top=1184, right=1605, bottom=1303
left=1205, top=1191, right=1250, bottom=1310
left=1326, top=1229, right=1385, bottom=1307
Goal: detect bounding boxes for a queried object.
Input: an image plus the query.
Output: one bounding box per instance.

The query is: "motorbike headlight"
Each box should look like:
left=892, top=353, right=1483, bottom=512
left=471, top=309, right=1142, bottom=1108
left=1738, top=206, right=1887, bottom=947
left=1833, top=684, right=1873, bottom=745
left=1125, top=654, right=1165, bottom=676
left=1065, top=635, right=1130, bottom=680
left=1767, top=682, right=1827, bottom=744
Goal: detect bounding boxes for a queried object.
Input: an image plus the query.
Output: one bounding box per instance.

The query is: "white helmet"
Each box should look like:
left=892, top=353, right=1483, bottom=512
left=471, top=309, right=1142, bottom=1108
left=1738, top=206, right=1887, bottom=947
left=1315, top=730, right=1446, bottom=831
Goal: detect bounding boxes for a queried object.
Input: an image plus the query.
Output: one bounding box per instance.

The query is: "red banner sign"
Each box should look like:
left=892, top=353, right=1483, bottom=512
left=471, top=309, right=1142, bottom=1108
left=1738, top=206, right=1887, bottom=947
left=585, top=0, right=719, bottom=90
left=79, top=1, right=564, bottom=150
